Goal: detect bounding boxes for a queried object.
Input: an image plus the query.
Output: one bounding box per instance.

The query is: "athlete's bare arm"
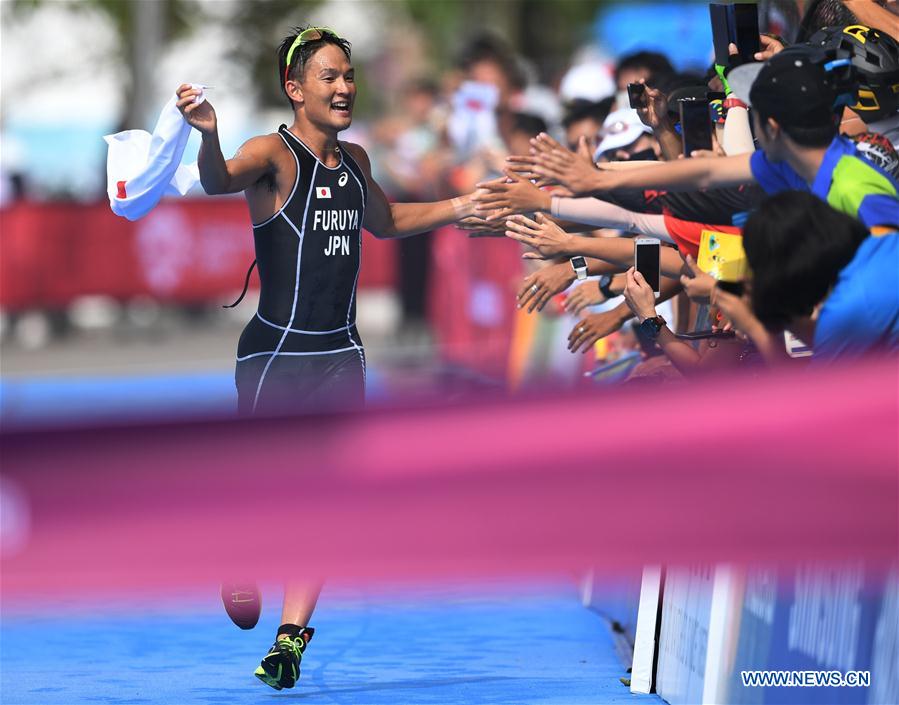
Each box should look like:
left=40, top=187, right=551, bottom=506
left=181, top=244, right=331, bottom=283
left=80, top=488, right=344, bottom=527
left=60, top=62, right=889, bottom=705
left=342, top=142, right=475, bottom=239
left=175, top=85, right=277, bottom=195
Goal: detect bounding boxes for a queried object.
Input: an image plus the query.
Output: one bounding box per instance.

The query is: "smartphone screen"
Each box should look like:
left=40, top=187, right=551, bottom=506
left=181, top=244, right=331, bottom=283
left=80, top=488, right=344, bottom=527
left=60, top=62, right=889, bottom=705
left=679, top=98, right=713, bottom=156
left=635, top=239, right=661, bottom=294
left=732, top=3, right=761, bottom=64
left=627, top=83, right=646, bottom=110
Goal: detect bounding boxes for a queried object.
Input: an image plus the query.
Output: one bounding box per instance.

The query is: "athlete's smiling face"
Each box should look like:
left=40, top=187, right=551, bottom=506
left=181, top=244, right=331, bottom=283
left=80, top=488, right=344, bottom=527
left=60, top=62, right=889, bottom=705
left=297, top=44, right=356, bottom=132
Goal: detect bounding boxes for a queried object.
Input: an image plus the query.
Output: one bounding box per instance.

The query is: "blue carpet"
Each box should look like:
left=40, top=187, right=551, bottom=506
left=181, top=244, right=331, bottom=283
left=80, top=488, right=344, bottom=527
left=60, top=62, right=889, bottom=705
left=0, top=370, right=388, bottom=427
left=1, top=583, right=661, bottom=705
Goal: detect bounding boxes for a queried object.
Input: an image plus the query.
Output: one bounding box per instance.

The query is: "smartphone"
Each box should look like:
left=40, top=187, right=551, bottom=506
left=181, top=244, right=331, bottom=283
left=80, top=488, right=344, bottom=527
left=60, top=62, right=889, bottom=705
left=635, top=237, right=661, bottom=296
left=716, top=280, right=745, bottom=297
left=709, top=3, right=733, bottom=66
left=627, top=82, right=646, bottom=110
left=709, top=2, right=760, bottom=65
left=732, top=3, right=761, bottom=64
left=679, top=98, right=713, bottom=156
left=675, top=329, right=736, bottom=341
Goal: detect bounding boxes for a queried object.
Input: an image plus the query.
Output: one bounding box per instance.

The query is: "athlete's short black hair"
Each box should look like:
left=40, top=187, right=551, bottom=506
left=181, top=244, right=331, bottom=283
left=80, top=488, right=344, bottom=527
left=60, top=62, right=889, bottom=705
left=562, top=98, right=613, bottom=129
left=742, top=191, right=868, bottom=329
left=278, top=26, right=352, bottom=108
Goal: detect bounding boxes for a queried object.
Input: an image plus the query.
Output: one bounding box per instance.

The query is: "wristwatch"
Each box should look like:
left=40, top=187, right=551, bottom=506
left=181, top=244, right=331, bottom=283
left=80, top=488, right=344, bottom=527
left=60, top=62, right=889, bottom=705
left=639, top=315, right=667, bottom=340
left=598, top=274, right=615, bottom=300
left=570, top=256, right=588, bottom=281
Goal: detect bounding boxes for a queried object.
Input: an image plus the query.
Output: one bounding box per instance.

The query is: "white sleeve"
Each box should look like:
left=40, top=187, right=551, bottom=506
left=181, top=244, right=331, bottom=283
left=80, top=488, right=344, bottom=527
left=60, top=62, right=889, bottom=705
left=722, top=106, right=755, bottom=156
left=550, top=196, right=674, bottom=244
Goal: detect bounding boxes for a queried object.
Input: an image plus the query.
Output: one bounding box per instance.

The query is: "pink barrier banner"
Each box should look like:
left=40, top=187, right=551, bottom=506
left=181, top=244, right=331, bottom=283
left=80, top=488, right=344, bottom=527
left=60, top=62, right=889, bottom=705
left=1, top=358, right=896, bottom=599
left=0, top=200, right=397, bottom=308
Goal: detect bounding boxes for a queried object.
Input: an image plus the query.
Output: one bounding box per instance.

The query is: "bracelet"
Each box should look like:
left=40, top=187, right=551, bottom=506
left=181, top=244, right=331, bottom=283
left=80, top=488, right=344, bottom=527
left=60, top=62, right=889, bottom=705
left=723, top=97, right=748, bottom=111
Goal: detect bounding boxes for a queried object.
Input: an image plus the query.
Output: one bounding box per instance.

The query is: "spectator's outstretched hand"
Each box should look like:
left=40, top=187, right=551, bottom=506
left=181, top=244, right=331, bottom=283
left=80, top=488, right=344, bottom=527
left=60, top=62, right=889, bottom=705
left=565, top=280, right=605, bottom=314
left=623, top=267, right=658, bottom=321
left=517, top=261, right=576, bottom=313
left=679, top=255, right=716, bottom=303
left=568, top=310, right=627, bottom=353
left=506, top=133, right=603, bottom=196
left=459, top=215, right=507, bottom=237
left=473, top=171, right=549, bottom=221
left=505, top=213, right=574, bottom=260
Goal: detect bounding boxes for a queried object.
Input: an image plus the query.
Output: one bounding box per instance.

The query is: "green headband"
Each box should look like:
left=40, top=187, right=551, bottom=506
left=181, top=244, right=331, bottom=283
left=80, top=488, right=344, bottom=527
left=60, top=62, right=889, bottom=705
left=284, top=27, right=340, bottom=83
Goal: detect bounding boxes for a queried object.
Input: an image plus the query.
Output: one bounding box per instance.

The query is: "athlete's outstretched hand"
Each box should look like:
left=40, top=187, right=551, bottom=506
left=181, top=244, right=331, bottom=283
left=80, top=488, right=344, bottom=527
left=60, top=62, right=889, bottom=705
left=176, top=84, right=217, bottom=135
left=505, top=213, right=574, bottom=260
left=516, top=261, right=575, bottom=314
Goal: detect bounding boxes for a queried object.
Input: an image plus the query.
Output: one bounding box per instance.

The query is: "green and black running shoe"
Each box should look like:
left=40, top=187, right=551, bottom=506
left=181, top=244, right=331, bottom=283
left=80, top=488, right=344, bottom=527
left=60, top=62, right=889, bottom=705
left=254, top=625, right=314, bottom=690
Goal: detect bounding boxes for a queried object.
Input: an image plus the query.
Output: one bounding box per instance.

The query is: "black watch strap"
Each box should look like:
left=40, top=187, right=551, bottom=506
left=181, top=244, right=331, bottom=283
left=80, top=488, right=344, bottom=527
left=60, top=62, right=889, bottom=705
left=640, top=315, right=667, bottom=340
left=598, top=275, right=615, bottom=300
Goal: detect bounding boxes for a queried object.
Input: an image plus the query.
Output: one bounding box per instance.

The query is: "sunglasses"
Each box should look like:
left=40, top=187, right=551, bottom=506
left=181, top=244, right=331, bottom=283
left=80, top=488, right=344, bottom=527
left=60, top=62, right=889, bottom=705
left=284, top=27, right=340, bottom=83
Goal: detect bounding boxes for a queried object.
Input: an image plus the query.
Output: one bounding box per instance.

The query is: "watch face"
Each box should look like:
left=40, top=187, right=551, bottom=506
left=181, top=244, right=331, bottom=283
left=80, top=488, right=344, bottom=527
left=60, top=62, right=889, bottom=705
left=572, top=256, right=587, bottom=269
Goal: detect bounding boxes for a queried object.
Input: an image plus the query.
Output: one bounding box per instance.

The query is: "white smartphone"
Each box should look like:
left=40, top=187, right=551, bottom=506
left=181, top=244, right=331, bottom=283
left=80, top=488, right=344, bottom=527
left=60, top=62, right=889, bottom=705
left=635, top=237, right=661, bottom=296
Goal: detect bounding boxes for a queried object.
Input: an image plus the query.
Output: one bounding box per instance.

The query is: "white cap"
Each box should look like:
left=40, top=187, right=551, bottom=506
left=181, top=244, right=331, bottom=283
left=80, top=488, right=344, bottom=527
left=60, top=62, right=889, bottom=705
left=726, top=63, right=764, bottom=107
left=594, top=108, right=652, bottom=158
left=559, top=61, right=616, bottom=103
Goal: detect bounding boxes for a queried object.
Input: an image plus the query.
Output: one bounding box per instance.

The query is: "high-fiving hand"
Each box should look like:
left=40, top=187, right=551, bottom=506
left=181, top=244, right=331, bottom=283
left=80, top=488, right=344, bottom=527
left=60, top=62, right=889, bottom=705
left=473, top=171, right=551, bottom=221
left=506, top=133, right=604, bottom=196
left=505, top=213, right=575, bottom=260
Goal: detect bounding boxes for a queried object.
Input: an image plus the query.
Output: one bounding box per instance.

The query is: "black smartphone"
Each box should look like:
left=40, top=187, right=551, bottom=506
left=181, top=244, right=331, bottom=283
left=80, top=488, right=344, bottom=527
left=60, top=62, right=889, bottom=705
left=675, top=329, right=737, bottom=341
left=732, top=3, right=761, bottom=64
left=679, top=98, right=713, bottom=156
left=709, top=3, right=733, bottom=66
left=627, top=82, right=647, bottom=110
left=634, top=237, right=661, bottom=295
left=716, top=280, right=746, bottom=296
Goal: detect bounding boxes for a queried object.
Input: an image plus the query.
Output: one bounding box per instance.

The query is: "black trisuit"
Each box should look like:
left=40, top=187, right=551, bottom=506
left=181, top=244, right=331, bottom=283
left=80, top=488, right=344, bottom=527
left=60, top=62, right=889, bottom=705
left=235, top=126, right=368, bottom=415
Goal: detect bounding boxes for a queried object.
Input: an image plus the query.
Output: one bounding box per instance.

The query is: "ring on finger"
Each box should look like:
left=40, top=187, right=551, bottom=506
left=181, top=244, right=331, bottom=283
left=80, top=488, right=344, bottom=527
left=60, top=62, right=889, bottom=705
left=531, top=284, right=539, bottom=293
left=578, top=326, right=586, bottom=333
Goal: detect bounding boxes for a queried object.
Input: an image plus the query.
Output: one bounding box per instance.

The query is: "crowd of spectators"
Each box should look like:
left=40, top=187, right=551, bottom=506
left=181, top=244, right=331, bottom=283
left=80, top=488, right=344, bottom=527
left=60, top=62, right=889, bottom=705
left=366, top=0, right=898, bottom=385
left=5, top=0, right=898, bottom=386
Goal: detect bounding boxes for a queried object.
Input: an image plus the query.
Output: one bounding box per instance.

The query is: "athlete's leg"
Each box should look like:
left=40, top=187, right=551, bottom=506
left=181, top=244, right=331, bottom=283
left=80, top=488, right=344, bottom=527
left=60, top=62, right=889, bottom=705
left=279, top=580, right=323, bottom=637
